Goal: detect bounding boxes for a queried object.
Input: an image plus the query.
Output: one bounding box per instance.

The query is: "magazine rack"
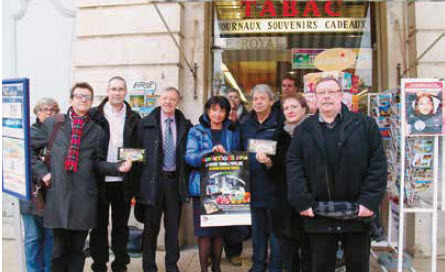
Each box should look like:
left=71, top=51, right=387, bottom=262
left=369, top=79, right=443, bottom=271
left=397, top=79, right=443, bottom=272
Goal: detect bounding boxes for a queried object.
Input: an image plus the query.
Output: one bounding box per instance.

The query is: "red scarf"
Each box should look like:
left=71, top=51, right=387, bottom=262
left=64, top=108, right=89, bottom=172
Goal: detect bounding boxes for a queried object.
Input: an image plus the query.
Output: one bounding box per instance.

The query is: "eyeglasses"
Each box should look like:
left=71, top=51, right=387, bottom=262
left=314, top=90, right=341, bottom=96
left=73, top=93, right=92, bottom=101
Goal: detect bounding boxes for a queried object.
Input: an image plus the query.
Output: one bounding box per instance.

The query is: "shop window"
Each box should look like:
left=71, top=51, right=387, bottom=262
left=212, top=1, right=377, bottom=110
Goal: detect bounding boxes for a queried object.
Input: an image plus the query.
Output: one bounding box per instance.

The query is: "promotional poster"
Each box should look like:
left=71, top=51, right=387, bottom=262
left=200, top=152, right=251, bottom=227
left=403, top=80, right=444, bottom=136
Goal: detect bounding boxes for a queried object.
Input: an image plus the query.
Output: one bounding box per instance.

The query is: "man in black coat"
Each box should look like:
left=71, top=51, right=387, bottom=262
left=135, top=87, right=192, bottom=272
left=89, top=76, right=141, bottom=272
left=31, top=82, right=132, bottom=272
left=287, top=78, right=387, bottom=272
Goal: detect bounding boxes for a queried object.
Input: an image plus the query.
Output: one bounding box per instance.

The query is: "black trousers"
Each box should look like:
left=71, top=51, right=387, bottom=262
left=309, top=232, right=371, bottom=272
left=51, top=228, right=88, bottom=272
left=142, top=173, right=181, bottom=272
left=90, top=182, right=131, bottom=272
left=223, top=225, right=249, bottom=258
left=300, top=232, right=312, bottom=272
left=277, top=236, right=300, bottom=272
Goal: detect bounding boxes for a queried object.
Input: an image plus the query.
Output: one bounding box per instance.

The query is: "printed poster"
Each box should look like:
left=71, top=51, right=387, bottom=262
left=2, top=78, right=31, bottom=200
left=200, top=152, right=251, bottom=227
left=402, top=80, right=444, bottom=136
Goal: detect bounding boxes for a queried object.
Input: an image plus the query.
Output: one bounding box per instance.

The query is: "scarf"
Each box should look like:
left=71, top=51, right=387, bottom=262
left=64, top=108, right=89, bottom=172
left=284, top=114, right=308, bottom=137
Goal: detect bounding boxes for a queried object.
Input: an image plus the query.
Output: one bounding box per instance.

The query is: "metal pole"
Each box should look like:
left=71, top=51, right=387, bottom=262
left=398, top=80, right=407, bottom=272
left=431, top=136, right=439, bottom=272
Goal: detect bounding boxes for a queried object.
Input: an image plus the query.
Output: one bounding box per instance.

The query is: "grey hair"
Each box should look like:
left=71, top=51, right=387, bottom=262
left=108, top=76, right=127, bottom=90
left=160, top=86, right=181, bottom=99
left=251, top=84, right=275, bottom=101
left=33, top=97, right=60, bottom=115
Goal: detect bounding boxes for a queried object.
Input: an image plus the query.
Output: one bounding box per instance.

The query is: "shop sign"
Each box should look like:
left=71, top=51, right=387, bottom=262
left=314, top=48, right=356, bottom=71
left=243, top=1, right=342, bottom=18
left=216, top=37, right=287, bottom=50
left=292, top=48, right=372, bottom=70
left=218, top=18, right=368, bottom=34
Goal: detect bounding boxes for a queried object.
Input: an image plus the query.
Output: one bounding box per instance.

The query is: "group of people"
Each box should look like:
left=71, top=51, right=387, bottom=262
left=23, top=74, right=387, bottom=272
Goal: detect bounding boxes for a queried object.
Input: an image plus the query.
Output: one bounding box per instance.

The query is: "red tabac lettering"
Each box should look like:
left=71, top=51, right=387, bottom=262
left=325, top=1, right=342, bottom=17
left=303, top=1, right=321, bottom=17
left=242, top=1, right=256, bottom=17
left=260, top=0, right=276, bottom=17
left=283, top=1, right=298, bottom=17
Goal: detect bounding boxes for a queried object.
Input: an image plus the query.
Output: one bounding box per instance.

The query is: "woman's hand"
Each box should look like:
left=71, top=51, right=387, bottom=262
left=212, top=145, right=226, bottom=153
left=256, top=150, right=272, bottom=167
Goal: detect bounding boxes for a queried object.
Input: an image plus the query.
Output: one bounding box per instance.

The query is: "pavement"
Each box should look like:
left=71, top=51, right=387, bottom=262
left=4, top=235, right=445, bottom=272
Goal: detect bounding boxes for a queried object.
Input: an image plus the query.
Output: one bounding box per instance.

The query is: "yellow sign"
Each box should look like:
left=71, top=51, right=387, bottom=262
left=314, top=48, right=357, bottom=71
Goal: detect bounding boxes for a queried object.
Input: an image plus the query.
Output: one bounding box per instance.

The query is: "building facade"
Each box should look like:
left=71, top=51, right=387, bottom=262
left=3, top=0, right=445, bottom=256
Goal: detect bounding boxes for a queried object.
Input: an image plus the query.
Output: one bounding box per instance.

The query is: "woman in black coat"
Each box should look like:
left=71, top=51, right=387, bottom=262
left=271, top=93, right=310, bottom=272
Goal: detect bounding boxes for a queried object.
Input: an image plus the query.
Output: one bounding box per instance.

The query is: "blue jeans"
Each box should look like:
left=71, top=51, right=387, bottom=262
left=250, top=206, right=281, bottom=272
left=22, top=214, right=54, bottom=272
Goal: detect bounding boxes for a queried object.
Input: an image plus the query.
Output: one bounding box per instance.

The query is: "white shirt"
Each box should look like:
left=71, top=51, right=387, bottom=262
left=104, top=102, right=126, bottom=182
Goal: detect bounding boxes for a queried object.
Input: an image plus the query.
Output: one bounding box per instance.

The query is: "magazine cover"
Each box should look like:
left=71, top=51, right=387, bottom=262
left=403, top=80, right=444, bottom=136
left=200, top=152, right=251, bottom=227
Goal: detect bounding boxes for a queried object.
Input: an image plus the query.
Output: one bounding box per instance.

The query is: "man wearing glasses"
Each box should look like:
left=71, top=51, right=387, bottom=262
left=31, top=82, right=133, bottom=272
left=89, top=76, right=141, bottom=272
left=287, top=77, right=387, bottom=272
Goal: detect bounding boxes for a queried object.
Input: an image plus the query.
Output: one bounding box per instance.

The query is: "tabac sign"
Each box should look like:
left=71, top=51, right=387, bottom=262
left=218, top=18, right=368, bottom=34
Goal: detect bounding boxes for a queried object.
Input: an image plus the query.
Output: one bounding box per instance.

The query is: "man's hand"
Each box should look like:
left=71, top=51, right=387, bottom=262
left=255, top=150, right=272, bottom=167
left=41, top=173, right=51, bottom=187
left=119, top=160, right=132, bottom=172
left=358, top=204, right=374, bottom=217
left=212, top=145, right=226, bottom=153
left=300, top=207, right=315, bottom=217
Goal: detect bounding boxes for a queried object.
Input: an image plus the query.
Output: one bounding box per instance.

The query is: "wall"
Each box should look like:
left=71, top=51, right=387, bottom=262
left=410, top=2, right=445, bottom=257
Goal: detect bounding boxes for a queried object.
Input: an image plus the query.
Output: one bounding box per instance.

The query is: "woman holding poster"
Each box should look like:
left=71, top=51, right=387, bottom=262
left=185, top=96, right=241, bottom=272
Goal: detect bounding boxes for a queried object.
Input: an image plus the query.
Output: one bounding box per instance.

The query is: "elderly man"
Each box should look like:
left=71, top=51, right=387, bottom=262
left=89, top=76, right=141, bottom=272
left=135, top=87, right=192, bottom=272
left=31, top=82, right=132, bottom=272
left=20, top=98, right=60, bottom=272
left=241, top=84, right=282, bottom=272
left=287, top=77, right=387, bottom=272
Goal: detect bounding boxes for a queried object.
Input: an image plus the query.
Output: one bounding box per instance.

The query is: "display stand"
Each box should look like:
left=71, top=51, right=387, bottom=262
left=397, top=79, right=443, bottom=272
left=368, top=80, right=444, bottom=271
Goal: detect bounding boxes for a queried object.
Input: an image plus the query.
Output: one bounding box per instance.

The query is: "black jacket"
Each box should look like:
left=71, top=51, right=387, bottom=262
left=20, top=119, right=45, bottom=215
left=31, top=111, right=121, bottom=230
left=135, top=107, right=192, bottom=206
left=89, top=98, right=141, bottom=202
left=287, top=105, right=387, bottom=233
left=270, top=125, right=303, bottom=239
left=241, top=108, right=282, bottom=208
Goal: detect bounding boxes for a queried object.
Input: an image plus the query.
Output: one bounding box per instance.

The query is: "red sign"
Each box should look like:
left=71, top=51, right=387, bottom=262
left=242, top=1, right=342, bottom=18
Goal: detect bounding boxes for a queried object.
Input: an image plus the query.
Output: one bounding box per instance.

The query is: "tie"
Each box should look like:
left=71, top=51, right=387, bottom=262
left=164, top=118, right=175, bottom=169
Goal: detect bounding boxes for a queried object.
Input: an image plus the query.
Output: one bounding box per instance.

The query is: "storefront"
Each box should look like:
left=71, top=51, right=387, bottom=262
left=211, top=1, right=378, bottom=112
